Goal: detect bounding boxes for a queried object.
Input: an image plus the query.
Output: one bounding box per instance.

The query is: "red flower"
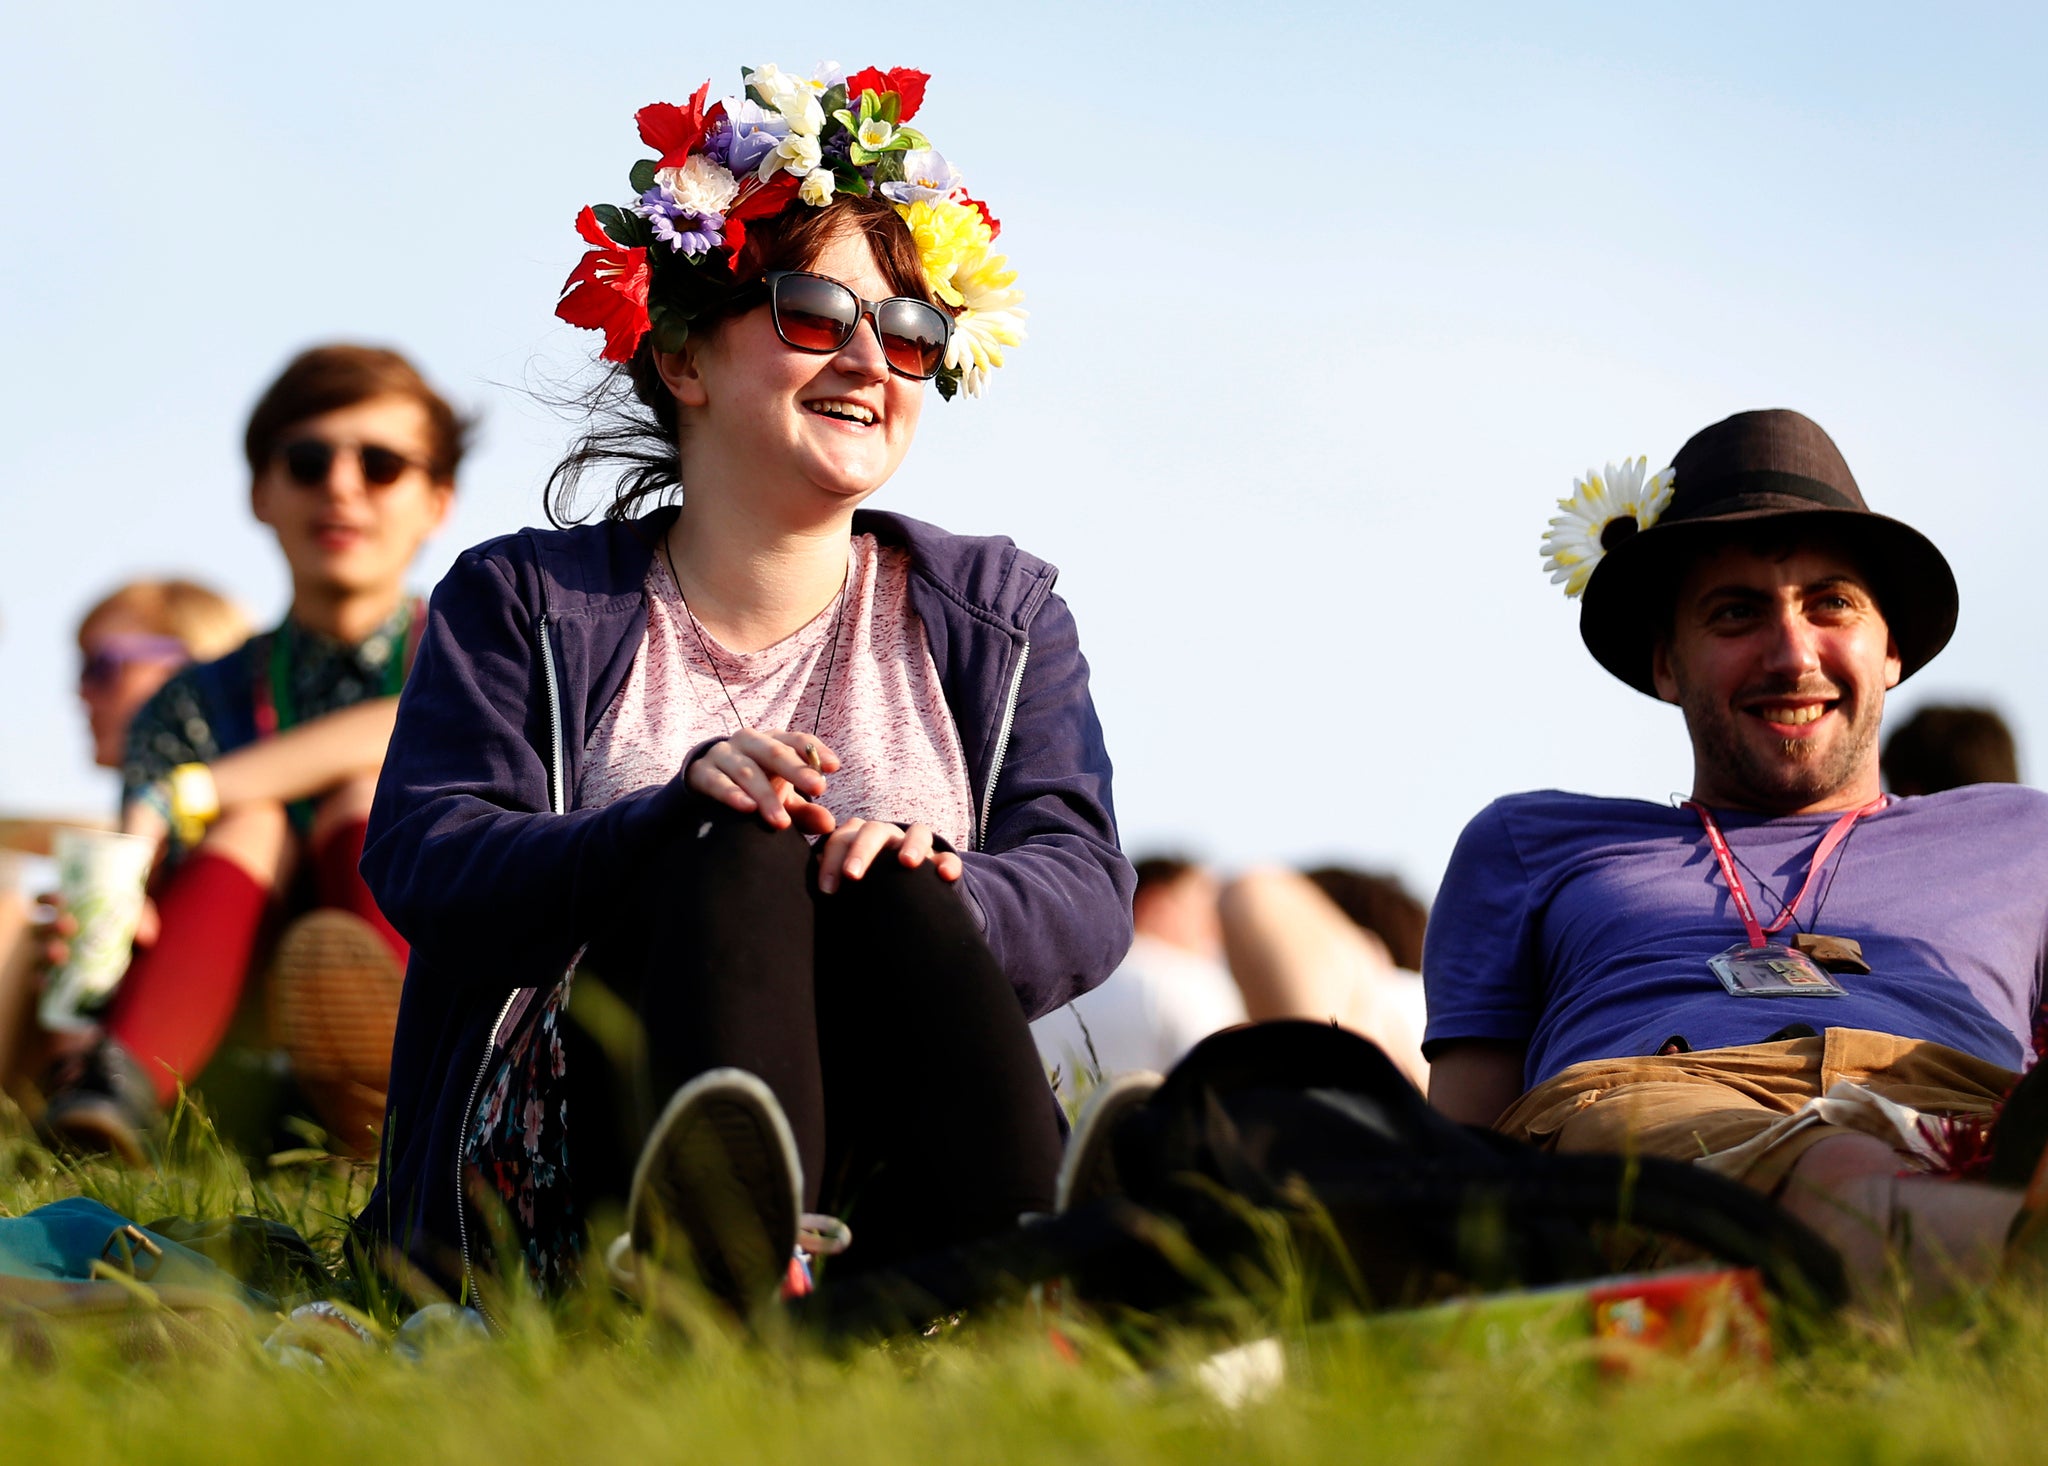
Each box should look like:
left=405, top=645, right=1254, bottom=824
left=555, top=207, right=650, bottom=361
left=843, top=66, right=929, bottom=121
left=634, top=83, right=715, bottom=169
left=719, top=174, right=800, bottom=275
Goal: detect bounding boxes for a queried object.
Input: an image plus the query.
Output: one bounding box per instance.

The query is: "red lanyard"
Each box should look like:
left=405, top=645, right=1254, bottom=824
left=1684, top=797, right=1885, bottom=949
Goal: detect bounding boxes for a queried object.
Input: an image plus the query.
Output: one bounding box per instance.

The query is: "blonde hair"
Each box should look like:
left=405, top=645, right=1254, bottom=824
left=77, top=580, right=251, bottom=664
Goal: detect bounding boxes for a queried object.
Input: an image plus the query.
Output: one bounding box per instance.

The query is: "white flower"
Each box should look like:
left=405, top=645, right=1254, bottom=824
left=744, top=64, right=800, bottom=103
left=778, top=90, right=825, bottom=137
left=857, top=117, right=896, bottom=151
left=809, top=61, right=845, bottom=90
left=1540, top=457, right=1677, bottom=598
left=759, top=132, right=823, bottom=179
left=799, top=168, right=837, bottom=206
left=653, top=155, right=739, bottom=216
left=746, top=63, right=824, bottom=135
left=878, top=148, right=962, bottom=206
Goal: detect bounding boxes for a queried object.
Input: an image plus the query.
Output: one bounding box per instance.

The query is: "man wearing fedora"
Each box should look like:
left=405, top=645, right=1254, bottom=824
left=1425, top=408, right=2048, bottom=1297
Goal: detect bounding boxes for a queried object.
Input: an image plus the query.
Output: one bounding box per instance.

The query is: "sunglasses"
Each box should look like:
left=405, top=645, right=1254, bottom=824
left=764, top=270, right=953, bottom=381
left=80, top=635, right=189, bottom=690
left=278, top=438, right=426, bottom=489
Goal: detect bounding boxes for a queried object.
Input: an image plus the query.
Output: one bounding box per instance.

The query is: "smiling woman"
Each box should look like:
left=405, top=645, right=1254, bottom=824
left=544, top=190, right=946, bottom=530
left=356, top=62, right=1132, bottom=1319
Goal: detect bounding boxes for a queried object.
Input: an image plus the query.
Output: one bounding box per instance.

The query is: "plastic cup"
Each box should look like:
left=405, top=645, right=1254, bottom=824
left=39, top=827, right=156, bottom=1031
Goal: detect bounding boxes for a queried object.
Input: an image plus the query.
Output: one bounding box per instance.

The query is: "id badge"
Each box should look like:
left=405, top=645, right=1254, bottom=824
left=1708, top=942, right=1849, bottom=998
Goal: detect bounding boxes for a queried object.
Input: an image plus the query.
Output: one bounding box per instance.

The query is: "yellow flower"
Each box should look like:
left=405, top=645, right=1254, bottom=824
left=946, top=246, right=1027, bottom=397
left=895, top=197, right=992, bottom=308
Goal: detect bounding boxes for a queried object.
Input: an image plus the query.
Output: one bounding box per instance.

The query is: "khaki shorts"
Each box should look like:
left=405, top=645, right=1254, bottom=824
left=1494, top=1028, right=2017, bottom=1196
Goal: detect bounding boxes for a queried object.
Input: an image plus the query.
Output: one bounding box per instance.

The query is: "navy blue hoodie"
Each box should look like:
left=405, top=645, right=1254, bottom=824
left=356, top=507, right=1133, bottom=1287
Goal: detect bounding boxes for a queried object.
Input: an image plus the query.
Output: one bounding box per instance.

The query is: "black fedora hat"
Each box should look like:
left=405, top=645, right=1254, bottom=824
left=1579, top=409, right=1957, bottom=696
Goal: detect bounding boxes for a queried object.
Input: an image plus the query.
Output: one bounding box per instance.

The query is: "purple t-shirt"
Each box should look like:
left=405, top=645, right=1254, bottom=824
left=1422, top=785, right=2048, bottom=1088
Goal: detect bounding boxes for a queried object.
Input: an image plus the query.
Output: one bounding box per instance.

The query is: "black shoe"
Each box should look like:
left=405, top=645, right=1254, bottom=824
left=611, top=1068, right=800, bottom=1320
left=37, top=1035, right=158, bottom=1166
left=1054, top=1071, right=1163, bottom=1213
left=1989, top=1060, right=2048, bottom=1189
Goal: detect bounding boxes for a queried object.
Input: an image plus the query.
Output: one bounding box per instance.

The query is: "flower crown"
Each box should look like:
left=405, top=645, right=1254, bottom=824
left=554, top=63, right=1025, bottom=399
left=1539, top=457, right=1677, bottom=597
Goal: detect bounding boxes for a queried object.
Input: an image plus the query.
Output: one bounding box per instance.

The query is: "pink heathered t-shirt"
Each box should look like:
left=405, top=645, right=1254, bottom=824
left=579, top=533, right=976, bottom=849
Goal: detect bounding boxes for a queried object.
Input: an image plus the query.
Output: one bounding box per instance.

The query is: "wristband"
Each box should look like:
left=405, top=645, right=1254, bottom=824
left=165, top=763, right=221, bottom=847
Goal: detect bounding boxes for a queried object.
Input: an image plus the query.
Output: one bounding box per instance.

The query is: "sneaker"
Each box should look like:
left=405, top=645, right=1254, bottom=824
left=37, top=1033, right=158, bottom=1166
left=268, top=910, right=403, bottom=1158
left=616, top=1068, right=801, bottom=1319
left=1988, top=1059, right=2048, bottom=1190
left=1055, top=1070, right=1163, bottom=1213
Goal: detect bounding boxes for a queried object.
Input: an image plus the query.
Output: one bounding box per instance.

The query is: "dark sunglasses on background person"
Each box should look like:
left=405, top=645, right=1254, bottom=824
left=277, top=438, right=428, bottom=488
left=79, top=635, right=190, bottom=690
left=764, top=270, right=953, bottom=381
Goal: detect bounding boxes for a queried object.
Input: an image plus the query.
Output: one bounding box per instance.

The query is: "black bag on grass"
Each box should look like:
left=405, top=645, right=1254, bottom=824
left=797, top=1022, right=1847, bottom=1339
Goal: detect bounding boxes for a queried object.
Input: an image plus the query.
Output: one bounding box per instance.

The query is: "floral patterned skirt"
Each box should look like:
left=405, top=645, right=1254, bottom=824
left=462, top=974, right=582, bottom=1294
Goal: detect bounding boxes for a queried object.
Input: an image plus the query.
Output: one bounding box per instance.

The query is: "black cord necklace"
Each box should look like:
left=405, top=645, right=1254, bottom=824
left=660, top=533, right=851, bottom=742
left=1718, top=807, right=1868, bottom=936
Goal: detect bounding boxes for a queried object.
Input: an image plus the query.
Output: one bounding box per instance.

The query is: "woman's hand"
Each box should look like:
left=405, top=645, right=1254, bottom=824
left=686, top=728, right=841, bottom=835
left=816, top=819, right=963, bottom=895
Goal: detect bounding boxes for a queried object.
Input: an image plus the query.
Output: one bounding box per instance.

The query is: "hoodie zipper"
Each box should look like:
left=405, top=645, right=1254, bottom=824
left=976, top=640, right=1030, bottom=852
left=537, top=614, right=567, bottom=815
left=454, top=613, right=568, bottom=1327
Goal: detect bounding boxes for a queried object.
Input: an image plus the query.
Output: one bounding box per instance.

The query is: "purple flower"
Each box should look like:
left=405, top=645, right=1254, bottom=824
left=722, top=98, right=789, bottom=175
left=634, top=187, right=726, bottom=257
left=701, top=116, right=733, bottom=168
left=654, top=211, right=726, bottom=256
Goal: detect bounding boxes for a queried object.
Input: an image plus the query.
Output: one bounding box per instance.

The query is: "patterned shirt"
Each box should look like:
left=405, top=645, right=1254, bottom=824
left=122, top=600, right=416, bottom=838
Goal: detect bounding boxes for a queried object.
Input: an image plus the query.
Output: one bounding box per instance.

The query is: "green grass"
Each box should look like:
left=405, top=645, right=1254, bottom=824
left=4, top=1099, right=2048, bottom=1466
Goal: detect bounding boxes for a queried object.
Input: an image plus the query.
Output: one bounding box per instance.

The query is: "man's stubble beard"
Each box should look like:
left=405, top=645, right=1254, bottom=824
left=1679, top=685, right=1882, bottom=812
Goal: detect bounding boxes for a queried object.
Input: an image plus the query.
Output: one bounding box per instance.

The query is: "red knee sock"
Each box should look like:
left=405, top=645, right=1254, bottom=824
left=106, top=852, right=271, bottom=1106
left=311, top=819, right=408, bottom=965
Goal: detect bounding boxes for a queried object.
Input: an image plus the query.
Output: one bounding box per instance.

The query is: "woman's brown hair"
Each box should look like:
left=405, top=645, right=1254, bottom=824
left=545, top=194, right=934, bottom=526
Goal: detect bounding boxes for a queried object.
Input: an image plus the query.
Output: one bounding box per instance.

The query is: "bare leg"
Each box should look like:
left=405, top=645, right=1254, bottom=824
left=0, top=884, right=38, bottom=1094
left=1778, top=1131, right=2024, bottom=1301
left=1219, top=867, right=1428, bottom=1089
left=199, top=800, right=296, bottom=888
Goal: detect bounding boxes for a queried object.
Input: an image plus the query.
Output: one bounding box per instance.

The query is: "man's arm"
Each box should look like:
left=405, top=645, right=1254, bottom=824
left=1421, top=799, right=1543, bottom=1126
left=119, top=694, right=397, bottom=845
left=207, top=697, right=398, bottom=808
left=1426, top=1039, right=1528, bottom=1128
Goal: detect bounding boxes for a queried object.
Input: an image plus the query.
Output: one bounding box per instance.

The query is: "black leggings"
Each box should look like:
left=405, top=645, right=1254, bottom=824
left=570, top=797, right=1063, bottom=1274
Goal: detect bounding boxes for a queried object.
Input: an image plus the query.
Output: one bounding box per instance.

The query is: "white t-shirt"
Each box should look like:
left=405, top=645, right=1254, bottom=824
left=1032, top=933, right=1248, bottom=1093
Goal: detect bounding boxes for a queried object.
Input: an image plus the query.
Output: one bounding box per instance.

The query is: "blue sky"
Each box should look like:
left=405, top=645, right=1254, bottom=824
left=4, top=2, right=2045, bottom=897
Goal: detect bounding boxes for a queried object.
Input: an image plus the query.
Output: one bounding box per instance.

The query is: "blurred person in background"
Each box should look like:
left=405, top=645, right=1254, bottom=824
left=1033, top=856, right=1247, bottom=1095
left=1303, top=866, right=1429, bottom=972
left=1220, top=865, right=1430, bottom=1090
left=36, top=344, right=468, bottom=1161
left=77, top=582, right=251, bottom=772
left=1882, top=703, right=2020, bottom=795
left=1, top=581, right=250, bottom=1091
